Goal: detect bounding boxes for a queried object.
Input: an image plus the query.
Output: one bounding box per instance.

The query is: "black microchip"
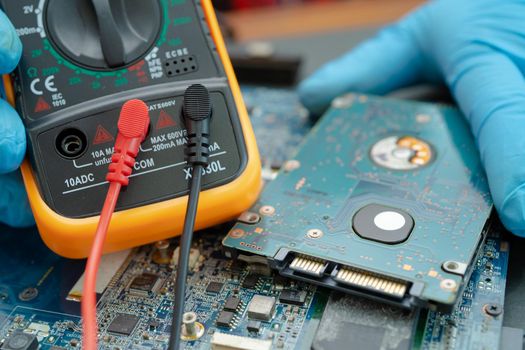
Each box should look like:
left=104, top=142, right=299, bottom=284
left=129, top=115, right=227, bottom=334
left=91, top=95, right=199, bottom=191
left=247, top=320, right=261, bottom=333
left=2, top=331, right=38, bottom=350
left=206, top=281, right=224, bottom=293
left=149, top=320, right=159, bottom=330
left=242, top=274, right=260, bottom=289
left=279, top=289, right=307, bottom=306
left=107, top=313, right=140, bottom=335
left=224, top=296, right=241, bottom=311
left=216, top=311, right=235, bottom=327
left=129, top=273, right=159, bottom=293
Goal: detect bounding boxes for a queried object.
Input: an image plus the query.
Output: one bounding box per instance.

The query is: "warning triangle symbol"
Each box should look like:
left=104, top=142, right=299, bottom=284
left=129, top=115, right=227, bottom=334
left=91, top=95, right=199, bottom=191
left=156, top=110, right=177, bottom=130
left=93, top=125, right=114, bottom=145
left=34, top=97, right=51, bottom=113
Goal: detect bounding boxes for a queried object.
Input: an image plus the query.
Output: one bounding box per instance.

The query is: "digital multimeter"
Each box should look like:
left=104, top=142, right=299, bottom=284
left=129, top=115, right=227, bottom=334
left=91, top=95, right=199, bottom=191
left=0, top=0, right=261, bottom=258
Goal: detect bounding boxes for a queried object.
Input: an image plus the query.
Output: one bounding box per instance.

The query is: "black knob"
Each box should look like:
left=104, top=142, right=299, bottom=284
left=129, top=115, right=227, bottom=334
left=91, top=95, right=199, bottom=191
left=46, top=0, right=161, bottom=69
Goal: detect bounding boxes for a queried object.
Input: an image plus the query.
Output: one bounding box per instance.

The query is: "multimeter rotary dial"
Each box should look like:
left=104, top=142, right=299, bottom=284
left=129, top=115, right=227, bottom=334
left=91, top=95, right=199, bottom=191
left=46, top=0, right=161, bottom=69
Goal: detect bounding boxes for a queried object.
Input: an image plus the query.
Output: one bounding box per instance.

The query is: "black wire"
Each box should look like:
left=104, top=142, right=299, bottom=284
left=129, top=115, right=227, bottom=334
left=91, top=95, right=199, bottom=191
left=168, top=165, right=203, bottom=350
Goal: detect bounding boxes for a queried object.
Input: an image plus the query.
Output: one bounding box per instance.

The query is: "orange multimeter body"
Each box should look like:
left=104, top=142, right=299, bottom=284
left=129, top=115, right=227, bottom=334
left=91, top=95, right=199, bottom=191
left=1, top=0, right=261, bottom=258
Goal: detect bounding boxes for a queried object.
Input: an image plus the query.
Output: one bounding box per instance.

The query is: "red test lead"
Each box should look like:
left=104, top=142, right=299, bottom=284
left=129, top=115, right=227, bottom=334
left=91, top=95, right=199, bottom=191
left=82, top=99, right=150, bottom=350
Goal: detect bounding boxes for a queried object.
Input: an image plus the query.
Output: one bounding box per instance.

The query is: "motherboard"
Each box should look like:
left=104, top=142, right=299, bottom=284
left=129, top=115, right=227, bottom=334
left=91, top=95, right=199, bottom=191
left=0, top=221, right=508, bottom=350
left=0, top=87, right=509, bottom=350
left=417, top=225, right=509, bottom=350
left=0, top=224, right=327, bottom=350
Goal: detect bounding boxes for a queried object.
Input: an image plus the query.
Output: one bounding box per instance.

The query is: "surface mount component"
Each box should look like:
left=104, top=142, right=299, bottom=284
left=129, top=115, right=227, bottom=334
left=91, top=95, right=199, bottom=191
left=206, top=282, right=225, bottom=294
left=224, top=94, right=493, bottom=311
left=172, top=247, right=201, bottom=270
left=128, top=273, right=160, bottom=295
left=247, top=295, right=276, bottom=321
left=279, top=289, right=307, bottom=306
left=216, top=311, right=236, bottom=328
left=211, top=332, right=272, bottom=350
left=246, top=320, right=262, bottom=333
left=107, top=313, right=140, bottom=336
left=241, top=274, right=261, bottom=289
left=224, top=296, right=241, bottom=311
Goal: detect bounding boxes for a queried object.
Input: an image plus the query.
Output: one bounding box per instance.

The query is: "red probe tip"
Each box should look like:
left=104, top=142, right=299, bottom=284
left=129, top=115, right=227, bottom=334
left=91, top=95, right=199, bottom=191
left=83, top=98, right=151, bottom=350
left=118, top=99, right=150, bottom=139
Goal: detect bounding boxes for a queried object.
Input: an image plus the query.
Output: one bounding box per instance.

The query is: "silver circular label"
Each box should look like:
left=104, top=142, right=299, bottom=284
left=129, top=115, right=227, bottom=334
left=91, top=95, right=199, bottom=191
left=373, top=211, right=406, bottom=231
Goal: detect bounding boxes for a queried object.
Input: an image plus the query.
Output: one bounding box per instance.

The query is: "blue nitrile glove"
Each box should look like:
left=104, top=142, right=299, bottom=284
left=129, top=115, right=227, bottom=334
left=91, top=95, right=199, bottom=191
left=298, top=0, right=525, bottom=236
left=0, top=10, right=33, bottom=227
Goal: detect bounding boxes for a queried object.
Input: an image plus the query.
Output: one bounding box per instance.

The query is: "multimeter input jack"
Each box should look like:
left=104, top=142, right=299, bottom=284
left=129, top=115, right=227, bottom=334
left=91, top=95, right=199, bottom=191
left=55, top=128, right=88, bottom=159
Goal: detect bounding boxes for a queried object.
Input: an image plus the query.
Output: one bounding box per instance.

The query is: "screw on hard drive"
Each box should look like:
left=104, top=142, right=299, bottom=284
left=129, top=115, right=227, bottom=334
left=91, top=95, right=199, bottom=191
left=238, top=212, right=261, bottom=224
left=442, top=261, right=467, bottom=276
left=18, top=287, right=38, bottom=301
left=483, top=303, right=503, bottom=317
left=306, top=229, right=323, bottom=239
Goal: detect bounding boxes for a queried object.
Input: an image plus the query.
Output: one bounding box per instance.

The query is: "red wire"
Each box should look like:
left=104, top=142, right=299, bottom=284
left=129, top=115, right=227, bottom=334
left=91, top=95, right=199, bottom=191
left=80, top=98, right=150, bottom=350
left=82, top=181, right=122, bottom=350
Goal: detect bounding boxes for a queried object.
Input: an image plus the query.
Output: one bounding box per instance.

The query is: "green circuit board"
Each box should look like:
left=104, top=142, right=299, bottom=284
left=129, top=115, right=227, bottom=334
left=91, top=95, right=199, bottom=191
left=223, top=93, right=493, bottom=311
left=0, top=225, right=327, bottom=350
left=416, top=226, right=509, bottom=350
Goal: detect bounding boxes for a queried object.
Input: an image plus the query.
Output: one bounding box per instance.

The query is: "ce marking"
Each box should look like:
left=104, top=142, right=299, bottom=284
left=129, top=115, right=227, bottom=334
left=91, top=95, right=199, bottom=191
left=30, top=75, right=58, bottom=95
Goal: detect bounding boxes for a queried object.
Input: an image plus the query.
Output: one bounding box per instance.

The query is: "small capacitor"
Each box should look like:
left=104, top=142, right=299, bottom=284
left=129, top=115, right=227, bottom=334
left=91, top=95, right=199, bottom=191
left=152, top=240, right=171, bottom=265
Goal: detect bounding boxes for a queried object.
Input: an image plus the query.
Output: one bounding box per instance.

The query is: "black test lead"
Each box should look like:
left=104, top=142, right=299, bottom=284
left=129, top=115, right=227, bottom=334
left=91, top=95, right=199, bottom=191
left=168, top=84, right=212, bottom=350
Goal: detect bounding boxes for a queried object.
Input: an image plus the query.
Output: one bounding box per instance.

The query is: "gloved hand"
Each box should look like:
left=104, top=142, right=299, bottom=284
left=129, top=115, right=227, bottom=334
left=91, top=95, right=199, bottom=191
left=298, top=0, right=525, bottom=236
left=0, top=10, right=33, bottom=227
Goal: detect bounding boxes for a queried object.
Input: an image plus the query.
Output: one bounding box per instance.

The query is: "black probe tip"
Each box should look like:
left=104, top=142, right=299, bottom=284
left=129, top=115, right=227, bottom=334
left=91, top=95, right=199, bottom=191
left=183, top=84, right=211, bottom=121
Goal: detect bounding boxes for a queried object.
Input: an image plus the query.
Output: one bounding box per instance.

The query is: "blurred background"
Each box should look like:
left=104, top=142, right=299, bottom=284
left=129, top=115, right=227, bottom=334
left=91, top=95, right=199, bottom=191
left=211, top=0, right=428, bottom=91
left=213, top=0, right=422, bottom=42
